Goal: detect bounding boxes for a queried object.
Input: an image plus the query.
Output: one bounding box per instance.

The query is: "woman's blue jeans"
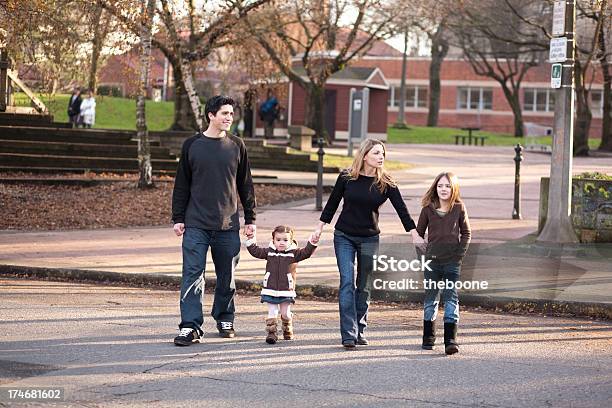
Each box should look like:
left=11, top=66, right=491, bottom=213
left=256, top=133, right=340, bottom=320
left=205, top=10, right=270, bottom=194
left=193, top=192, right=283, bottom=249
left=423, top=260, right=461, bottom=323
left=333, top=230, right=380, bottom=342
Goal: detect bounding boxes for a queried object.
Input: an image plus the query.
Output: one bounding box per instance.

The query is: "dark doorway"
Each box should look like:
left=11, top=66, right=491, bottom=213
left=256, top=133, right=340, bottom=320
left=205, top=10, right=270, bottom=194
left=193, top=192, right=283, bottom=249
left=324, top=90, right=337, bottom=141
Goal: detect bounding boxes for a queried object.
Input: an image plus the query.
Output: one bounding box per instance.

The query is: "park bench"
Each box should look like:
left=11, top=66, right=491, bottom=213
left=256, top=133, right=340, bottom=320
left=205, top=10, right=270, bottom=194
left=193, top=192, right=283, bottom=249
left=454, top=134, right=488, bottom=146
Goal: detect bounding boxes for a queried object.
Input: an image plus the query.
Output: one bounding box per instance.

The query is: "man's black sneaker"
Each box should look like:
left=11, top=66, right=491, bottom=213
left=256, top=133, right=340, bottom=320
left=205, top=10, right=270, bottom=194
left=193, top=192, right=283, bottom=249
left=357, top=335, right=369, bottom=346
left=174, top=328, right=201, bottom=346
left=217, top=321, right=235, bottom=338
left=342, top=340, right=356, bottom=349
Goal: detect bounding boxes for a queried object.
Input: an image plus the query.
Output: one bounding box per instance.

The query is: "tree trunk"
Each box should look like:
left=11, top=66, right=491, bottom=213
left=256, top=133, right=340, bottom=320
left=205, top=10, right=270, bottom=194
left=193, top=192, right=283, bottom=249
left=243, top=88, right=255, bottom=138
left=136, top=0, right=156, bottom=189
left=427, top=25, right=448, bottom=127
left=600, top=64, right=612, bottom=151
left=574, top=61, right=591, bottom=157
left=305, top=84, right=329, bottom=144
left=598, top=23, right=612, bottom=151
left=170, top=65, right=198, bottom=131
left=88, top=5, right=105, bottom=93
left=178, top=58, right=203, bottom=131
left=505, top=86, right=524, bottom=137
left=498, top=83, right=524, bottom=137
left=395, top=28, right=408, bottom=128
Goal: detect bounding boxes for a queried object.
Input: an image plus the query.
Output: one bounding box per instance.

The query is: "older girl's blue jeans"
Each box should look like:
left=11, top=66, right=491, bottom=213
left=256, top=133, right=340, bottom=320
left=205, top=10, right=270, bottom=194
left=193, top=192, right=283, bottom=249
left=333, top=230, right=379, bottom=343
left=423, top=260, right=461, bottom=323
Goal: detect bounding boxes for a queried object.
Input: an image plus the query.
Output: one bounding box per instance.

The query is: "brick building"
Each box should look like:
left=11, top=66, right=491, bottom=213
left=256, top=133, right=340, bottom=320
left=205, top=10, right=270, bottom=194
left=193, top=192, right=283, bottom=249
left=255, top=39, right=604, bottom=139
left=98, top=37, right=605, bottom=138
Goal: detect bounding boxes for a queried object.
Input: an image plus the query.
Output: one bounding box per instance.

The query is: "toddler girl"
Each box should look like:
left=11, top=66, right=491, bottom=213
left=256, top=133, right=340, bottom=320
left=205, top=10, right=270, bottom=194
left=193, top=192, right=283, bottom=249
left=246, top=225, right=318, bottom=344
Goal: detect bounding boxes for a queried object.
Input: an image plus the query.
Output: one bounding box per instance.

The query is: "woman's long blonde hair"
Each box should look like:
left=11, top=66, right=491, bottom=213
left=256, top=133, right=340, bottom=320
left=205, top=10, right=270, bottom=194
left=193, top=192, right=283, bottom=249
left=347, top=139, right=396, bottom=193
left=421, top=171, right=462, bottom=208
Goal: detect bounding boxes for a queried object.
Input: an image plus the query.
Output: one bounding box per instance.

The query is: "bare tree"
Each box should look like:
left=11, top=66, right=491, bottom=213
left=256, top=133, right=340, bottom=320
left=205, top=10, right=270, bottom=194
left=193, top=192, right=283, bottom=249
left=462, top=0, right=610, bottom=155
left=596, top=1, right=612, bottom=151
left=406, top=0, right=453, bottom=127
left=582, top=0, right=612, bottom=152
left=136, top=0, right=155, bottom=188
left=450, top=0, right=548, bottom=137
left=101, top=0, right=269, bottom=131
left=242, top=0, right=398, bottom=143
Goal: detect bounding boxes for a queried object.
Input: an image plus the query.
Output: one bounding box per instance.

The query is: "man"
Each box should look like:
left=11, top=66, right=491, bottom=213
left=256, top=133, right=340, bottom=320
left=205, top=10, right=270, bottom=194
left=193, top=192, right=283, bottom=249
left=172, top=95, right=256, bottom=346
left=67, top=87, right=82, bottom=128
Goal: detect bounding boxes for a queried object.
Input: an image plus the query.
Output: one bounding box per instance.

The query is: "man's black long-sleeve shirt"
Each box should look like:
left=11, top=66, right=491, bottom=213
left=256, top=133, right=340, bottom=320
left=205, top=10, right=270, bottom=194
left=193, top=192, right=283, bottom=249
left=320, top=171, right=416, bottom=237
left=172, top=133, right=256, bottom=230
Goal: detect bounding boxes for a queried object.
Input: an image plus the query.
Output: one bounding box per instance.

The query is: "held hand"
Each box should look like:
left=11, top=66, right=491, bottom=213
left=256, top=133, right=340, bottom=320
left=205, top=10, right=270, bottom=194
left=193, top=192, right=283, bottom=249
left=309, top=232, right=319, bottom=245
left=313, top=222, right=325, bottom=241
left=173, top=223, right=185, bottom=236
left=411, top=230, right=427, bottom=252
left=243, top=224, right=256, bottom=238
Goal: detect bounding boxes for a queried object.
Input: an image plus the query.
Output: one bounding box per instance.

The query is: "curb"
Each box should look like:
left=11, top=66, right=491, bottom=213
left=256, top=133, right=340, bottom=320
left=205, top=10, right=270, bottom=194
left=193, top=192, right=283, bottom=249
left=1, top=264, right=609, bottom=320
left=371, top=290, right=612, bottom=320
left=0, top=264, right=338, bottom=300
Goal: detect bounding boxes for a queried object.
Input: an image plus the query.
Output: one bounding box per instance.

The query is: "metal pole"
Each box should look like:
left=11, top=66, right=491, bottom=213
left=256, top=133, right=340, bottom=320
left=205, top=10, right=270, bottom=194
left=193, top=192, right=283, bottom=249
left=162, top=57, right=168, bottom=101
left=537, top=0, right=579, bottom=243
left=348, top=88, right=356, bottom=157
left=316, top=136, right=325, bottom=210
left=395, top=27, right=408, bottom=127
left=512, top=144, right=523, bottom=219
left=0, top=49, right=9, bottom=112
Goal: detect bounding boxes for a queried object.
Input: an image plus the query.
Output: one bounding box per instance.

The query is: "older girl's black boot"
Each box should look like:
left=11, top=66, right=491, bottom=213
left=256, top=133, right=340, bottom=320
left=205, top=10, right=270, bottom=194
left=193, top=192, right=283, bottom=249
left=444, top=322, right=459, bottom=355
left=422, top=320, right=436, bottom=350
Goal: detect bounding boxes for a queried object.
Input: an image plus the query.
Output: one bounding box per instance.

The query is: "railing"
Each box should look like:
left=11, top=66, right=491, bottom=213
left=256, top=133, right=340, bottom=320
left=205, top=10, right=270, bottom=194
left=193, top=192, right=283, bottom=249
left=0, top=49, right=48, bottom=114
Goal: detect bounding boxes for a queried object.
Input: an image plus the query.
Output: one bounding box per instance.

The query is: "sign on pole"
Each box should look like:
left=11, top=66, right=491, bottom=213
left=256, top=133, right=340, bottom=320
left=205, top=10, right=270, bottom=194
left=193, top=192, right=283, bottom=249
left=552, top=1, right=566, bottom=36
left=551, top=63, right=562, bottom=88
left=549, top=37, right=567, bottom=63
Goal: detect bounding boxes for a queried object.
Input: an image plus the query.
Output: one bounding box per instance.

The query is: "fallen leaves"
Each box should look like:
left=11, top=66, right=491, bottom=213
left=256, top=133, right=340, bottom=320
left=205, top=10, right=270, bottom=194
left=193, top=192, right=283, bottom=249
left=0, top=174, right=322, bottom=231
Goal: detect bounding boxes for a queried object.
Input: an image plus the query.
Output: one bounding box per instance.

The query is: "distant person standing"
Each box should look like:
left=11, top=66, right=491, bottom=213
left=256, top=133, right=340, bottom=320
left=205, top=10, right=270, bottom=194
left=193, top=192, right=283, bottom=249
left=259, top=89, right=280, bottom=139
left=67, top=88, right=82, bottom=128
left=79, top=89, right=96, bottom=129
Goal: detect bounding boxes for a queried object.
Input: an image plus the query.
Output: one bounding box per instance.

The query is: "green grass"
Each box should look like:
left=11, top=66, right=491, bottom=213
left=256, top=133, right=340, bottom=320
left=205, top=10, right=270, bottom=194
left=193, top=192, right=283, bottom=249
left=388, top=125, right=602, bottom=149
left=305, top=152, right=412, bottom=171
left=16, top=93, right=175, bottom=131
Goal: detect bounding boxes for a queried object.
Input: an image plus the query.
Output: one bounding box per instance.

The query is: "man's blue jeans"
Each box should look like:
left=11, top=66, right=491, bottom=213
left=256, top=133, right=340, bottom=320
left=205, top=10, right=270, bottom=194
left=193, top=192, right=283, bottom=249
left=333, top=230, right=379, bottom=342
left=179, top=227, right=240, bottom=334
left=423, top=260, right=461, bottom=323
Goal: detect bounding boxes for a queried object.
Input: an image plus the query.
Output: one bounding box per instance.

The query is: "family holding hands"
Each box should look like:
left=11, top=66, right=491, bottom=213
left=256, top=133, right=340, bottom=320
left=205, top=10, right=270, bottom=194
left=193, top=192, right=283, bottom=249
left=171, top=96, right=471, bottom=356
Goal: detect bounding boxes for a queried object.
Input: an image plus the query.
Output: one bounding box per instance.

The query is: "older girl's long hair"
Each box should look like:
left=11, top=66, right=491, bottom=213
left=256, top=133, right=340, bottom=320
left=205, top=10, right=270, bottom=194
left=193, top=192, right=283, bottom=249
left=421, top=172, right=462, bottom=208
left=347, top=139, right=396, bottom=193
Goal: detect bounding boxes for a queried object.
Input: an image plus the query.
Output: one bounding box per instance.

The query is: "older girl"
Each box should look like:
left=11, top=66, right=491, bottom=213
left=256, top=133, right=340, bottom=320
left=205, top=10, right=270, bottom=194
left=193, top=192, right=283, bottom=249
left=416, top=172, right=471, bottom=355
left=313, top=139, right=422, bottom=348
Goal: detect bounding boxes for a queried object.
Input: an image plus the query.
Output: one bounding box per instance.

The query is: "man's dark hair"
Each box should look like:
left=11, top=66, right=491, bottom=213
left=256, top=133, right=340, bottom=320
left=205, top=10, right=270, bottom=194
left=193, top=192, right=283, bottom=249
left=205, top=95, right=235, bottom=123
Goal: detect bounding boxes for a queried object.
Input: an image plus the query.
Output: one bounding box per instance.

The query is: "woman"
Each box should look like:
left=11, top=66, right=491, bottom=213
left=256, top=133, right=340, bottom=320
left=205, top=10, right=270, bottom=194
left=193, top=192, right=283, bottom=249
left=79, top=89, right=96, bottom=129
left=313, top=139, right=422, bottom=348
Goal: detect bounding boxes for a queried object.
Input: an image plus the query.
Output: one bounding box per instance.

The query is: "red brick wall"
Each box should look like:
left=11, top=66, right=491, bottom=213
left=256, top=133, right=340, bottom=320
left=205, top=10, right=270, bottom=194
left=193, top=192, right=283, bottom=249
left=355, top=58, right=604, bottom=137
left=368, top=89, right=389, bottom=134
left=289, top=82, right=389, bottom=137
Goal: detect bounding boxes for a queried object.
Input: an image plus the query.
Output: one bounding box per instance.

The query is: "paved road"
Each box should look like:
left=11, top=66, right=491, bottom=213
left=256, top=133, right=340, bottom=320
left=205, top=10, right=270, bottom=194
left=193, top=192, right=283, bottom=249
left=0, top=279, right=610, bottom=407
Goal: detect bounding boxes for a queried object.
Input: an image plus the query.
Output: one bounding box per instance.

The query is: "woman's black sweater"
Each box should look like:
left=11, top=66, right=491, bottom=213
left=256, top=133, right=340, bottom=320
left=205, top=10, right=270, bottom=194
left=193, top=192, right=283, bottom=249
left=320, top=172, right=416, bottom=237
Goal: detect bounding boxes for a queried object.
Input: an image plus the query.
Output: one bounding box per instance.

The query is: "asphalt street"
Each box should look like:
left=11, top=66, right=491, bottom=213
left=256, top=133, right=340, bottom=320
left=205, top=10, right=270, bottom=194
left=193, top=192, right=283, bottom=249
left=0, top=278, right=610, bottom=407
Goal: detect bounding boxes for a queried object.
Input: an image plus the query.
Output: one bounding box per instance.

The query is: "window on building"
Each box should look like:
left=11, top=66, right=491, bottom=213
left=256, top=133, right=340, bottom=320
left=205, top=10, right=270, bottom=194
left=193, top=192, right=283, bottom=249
left=524, top=88, right=555, bottom=112
left=591, top=89, right=603, bottom=116
left=457, top=87, right=493, bottom=110
left=389, top=85, right=428, bottom=108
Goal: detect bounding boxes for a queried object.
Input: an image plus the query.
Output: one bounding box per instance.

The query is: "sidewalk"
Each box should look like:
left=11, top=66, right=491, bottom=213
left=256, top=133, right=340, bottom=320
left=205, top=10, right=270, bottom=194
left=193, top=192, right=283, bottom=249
left=2, top=278, right=610, bottom=407
left=1, top=145, right=611, bottom=318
